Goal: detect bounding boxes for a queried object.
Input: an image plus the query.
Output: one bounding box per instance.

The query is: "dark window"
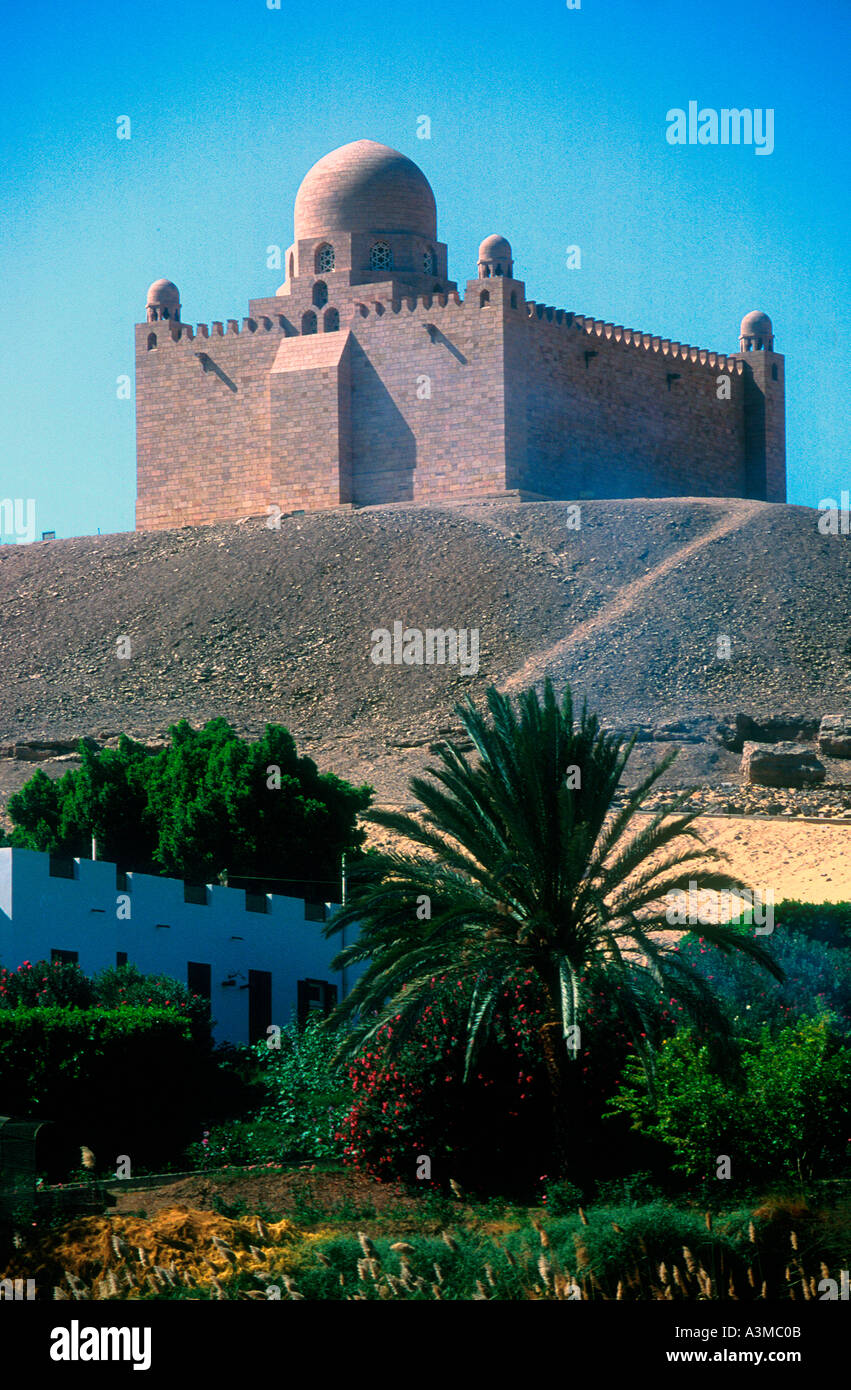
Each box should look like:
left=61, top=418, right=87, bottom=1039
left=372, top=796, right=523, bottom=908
left=301, top=311, right=317, bottom=335
left=51, top=949, right=78, bottom=965
left=297, top=978, right=338, bottom=1029
left=304, top=901, right=327, bottom=922
left=116, top=868, right=128, bottom=891
left=248, top=969, right=272, bottom=1043
left=772, top=364, right=778, bottom=381
left=187, top=961, right=212, bottom=1000
left=324, top=307, right=339, bottom=332
left=480, top=290, right=490, bottom=306
left=183, top=883, right=208, bottom=906
left=147, top=333, right=157, bottom=350
left=48, top=855, right=76, bottom=880
left=510, top=292, right=518, bottom=309
left=116, top=952, right=128, bottom=967
left=312, top=280, right=328, bottom=308
left=370, top=242, right=392, bottom=272
left=245, top=891, right=268, bottom=914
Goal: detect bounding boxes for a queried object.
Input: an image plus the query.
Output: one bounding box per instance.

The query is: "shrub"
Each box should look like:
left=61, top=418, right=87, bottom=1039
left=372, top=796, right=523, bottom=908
left=0, top=1007, right=211, bottom=1170
left=92, top=963, right=211, bottom=1044
left=184, top=1018, right=351, bottom=1168
left=0, top=959, right=94, bottom=1009
left=674, top=928, right=851, bottom=1036
left=336, top=969, right=666, bottom=1193
left=257, top=1018, right=351, bottom=1158
left=773, top=900, right=851, bottom=949
left=609, top=1017, right=851, bottom=1182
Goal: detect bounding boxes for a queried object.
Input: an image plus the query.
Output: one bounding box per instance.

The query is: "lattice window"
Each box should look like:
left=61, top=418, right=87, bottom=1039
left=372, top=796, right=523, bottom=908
left=315, top=244, right=335, bottom=273
left=423, top=248, right=436, bottom=275
left=370, top=242, right=392, bottom=271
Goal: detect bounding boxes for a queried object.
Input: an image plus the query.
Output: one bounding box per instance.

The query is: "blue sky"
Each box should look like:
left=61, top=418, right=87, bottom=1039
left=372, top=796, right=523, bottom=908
left=1, top=0, right=848, bottom=538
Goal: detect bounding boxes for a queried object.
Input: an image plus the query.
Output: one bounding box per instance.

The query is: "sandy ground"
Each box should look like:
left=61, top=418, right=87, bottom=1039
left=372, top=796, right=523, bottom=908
left=366, top=812, right=851, bottom=905
left=677, top=815, right=851, bottom=903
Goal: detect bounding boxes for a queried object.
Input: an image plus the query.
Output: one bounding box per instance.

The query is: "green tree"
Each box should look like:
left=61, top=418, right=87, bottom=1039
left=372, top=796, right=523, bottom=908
left=324, top=681, right=783, bottom=1178
left=609, top=1017, right=851, bottom=1182
left=6, top=737, right=155, bottom=867
left=6, top=721, right=371, bottom=895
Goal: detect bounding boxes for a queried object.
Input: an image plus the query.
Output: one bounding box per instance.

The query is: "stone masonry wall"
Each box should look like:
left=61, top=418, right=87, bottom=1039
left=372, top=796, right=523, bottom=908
left=135, top=279, right=784, bottom=528
left=513, top=307, right=750, bottom=500
left=135, top=318, right=281, bottom=530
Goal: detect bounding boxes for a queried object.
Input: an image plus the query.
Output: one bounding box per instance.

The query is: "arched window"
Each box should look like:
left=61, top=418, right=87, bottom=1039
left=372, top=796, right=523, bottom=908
left=495, top=265, right=503, bottom=277
left=313, top=280, right=328, bottom=308
left=370, top=242, right=393, bottom=272
left=288, top=252, right=295, bottom=280
left=301, top=311, right=317, bottom=335
left=315, top=244, right=335, bottom=273
left=162, top=306, right=170, bottom=318
left=479, top=290, right=490, bottom=306
left=147, top=332, right=157, bottom=350
left=423, top=248, right=436, bottom=276
left=324, top=307, right=339, bottom=332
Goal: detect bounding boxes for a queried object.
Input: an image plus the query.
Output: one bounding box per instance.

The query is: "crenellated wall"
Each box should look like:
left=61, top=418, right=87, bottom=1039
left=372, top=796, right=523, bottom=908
left=135, top=275, right=785, bottom=528
left=514, top=303, right=755, bottom=501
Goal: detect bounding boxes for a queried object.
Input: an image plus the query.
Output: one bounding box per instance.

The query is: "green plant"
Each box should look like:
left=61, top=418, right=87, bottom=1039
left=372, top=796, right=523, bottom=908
left=6, top=721, right=372, bottom=897
left=0, top=959, right=94, bottom=1009
left=0, top=1006, right=211, bottom=1171
left=325, top=679, right=782, bottom=1179
left=609, top=1017, right=851, bottom=1182
left=542, top=1177, right=583, bottom=1215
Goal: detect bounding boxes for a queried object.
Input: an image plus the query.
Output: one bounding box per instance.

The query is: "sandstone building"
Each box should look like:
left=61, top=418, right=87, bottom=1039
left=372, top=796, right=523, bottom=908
left=135, top=139, right=785, bottom=530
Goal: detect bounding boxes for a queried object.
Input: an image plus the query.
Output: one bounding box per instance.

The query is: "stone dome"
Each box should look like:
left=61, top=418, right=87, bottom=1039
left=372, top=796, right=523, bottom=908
left=479, top=234, right=512, bottom=261
left=739, top=310, right=774, bottom=350
left=293, top=140, right=437, bottom=241
left=477, top=233, right=513, bottom=278
left=146, top=278, right=180, bottom=306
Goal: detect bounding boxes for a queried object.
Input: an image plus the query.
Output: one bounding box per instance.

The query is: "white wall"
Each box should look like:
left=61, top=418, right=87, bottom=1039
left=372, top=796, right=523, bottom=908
left=0, top=848, right=360, bottom=1045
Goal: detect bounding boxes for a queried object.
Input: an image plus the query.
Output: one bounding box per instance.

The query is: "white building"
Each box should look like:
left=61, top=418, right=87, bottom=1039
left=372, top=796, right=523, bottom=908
left=0, top=847, right=359, bottom=1045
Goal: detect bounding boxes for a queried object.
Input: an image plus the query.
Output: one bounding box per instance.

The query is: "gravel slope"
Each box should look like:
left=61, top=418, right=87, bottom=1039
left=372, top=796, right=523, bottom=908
left=0, top=497, right=848, bottom=805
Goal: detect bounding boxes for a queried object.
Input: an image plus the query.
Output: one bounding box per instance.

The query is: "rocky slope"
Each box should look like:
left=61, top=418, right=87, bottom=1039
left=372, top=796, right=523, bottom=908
left=0, top=497, right=849, bottom=808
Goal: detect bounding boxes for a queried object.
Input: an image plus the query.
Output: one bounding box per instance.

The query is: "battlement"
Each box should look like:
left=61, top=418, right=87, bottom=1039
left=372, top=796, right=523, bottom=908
left=524, top=303, right=747, bottom=375
left=140, top=315, right=294, bottom=345
left=345, top=289, right=466, bottom=321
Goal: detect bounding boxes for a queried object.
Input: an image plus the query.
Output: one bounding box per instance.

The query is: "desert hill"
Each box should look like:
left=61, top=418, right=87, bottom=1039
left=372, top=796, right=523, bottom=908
left=0, top=497, right=849, bottom=809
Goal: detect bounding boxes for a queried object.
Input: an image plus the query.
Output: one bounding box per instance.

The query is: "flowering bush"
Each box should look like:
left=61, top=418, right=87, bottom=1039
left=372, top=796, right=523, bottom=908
left=0, top=959, right=94, bottom=1009
left=92, top=963, right=210, bottom=1044
left=336, top=969, right=664, bottom=1193
left=0, top=960, right=210, bottom=1043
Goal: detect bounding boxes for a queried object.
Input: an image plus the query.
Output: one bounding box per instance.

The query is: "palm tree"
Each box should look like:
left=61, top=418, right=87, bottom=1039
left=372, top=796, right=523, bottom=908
left=324, top=680, right=783, bottom=1176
